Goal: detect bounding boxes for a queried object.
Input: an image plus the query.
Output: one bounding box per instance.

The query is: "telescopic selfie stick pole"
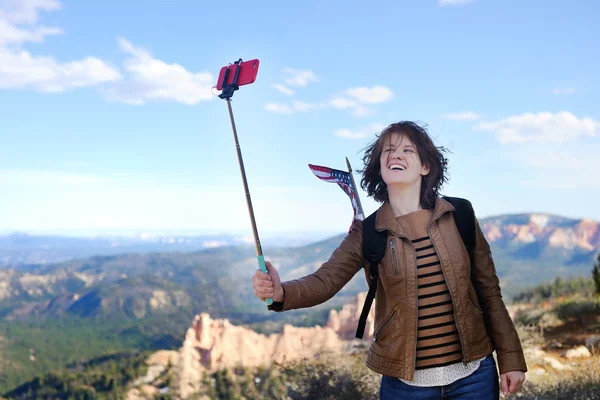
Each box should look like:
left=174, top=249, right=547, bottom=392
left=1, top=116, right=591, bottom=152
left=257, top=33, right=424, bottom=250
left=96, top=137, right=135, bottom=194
left=218, top=59, right=272, bottom=306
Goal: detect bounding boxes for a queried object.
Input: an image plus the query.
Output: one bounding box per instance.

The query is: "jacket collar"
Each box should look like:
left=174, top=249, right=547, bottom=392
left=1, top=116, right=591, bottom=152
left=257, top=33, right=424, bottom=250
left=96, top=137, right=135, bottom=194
left=375, top=196, right=455, bottom=237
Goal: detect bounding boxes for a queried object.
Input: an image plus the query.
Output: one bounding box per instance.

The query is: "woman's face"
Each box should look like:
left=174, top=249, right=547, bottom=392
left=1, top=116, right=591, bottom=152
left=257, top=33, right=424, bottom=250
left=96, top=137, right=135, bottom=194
left=379, top=132, right=430, bottom=189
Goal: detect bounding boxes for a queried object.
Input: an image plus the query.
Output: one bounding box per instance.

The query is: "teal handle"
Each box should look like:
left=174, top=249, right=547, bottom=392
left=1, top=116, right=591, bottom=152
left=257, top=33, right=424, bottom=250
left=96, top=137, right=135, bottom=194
left=257, top=255, right=273, bottom=305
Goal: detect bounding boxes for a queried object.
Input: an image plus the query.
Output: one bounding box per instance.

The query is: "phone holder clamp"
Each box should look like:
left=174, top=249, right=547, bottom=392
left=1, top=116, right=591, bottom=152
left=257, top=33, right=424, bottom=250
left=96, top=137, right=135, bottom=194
left=218, top=58, right=243, bottom=100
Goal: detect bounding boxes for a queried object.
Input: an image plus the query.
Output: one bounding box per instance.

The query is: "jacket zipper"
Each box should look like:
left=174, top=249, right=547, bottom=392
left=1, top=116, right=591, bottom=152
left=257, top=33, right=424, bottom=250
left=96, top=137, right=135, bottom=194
left=373, top=309, right=397, bottom=342
left=412, top=245, right=419, bottom=374
left=427, top=223, right=468, bottom=366
left=390, top=239, right=399, bottom=275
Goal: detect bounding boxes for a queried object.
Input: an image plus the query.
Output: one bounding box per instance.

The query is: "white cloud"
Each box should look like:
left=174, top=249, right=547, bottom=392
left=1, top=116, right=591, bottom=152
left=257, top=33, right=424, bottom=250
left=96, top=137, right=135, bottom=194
left=441, top=111, right=480, bottom=121
left=331, top=97, right=374, bottom=117
left=329, top=86, right=393, bottom=118
left=292, top=101, right=322, bottom=112
left=330, top=97, right=357, bottom=109
left=282, top=67, right=317, bottom=87
left=264, top=102, right=293, bottom=114
left=273, top=84, right=294, bottom=96
left=102, top=38, right=214, bottom=105
left=0, top=2, right=215, bottom=105
left=0, top=0, right=61, bottom=24
left=474, top=111, right=599, bottom=144
left=334, top=129, right=369, bottom=139
left=0, top=0, right=62, bottom=45
left=335, top=123, right=385, bottom=139
left=352, top=105, right=375, bottom=117
left=264, top=101, right=325, bottom=114
left=514, top=146, right=600, bottom=189
left=0, top=19, right=62, bottom=45
left=439, top=0, right=473, bottom=6
left=0, top=1, right=120, bottom=92
left=552, top=87, right=575, bottom=95
left=270, top=67, right=314, bottom=96
left=0, top=48, right=121, bottom=91
left=266, top=84, right=392, bottom=118
left=345, top=85, right=394, bottom=104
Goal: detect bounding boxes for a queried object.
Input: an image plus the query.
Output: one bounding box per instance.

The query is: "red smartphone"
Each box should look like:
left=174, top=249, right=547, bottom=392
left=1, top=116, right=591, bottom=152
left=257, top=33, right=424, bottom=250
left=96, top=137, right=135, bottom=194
left=216, top=59, right=259, bottom=90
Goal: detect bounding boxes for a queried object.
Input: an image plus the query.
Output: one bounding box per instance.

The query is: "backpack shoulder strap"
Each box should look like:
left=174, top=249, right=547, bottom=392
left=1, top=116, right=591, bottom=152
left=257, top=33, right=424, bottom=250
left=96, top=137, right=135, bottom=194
left=355, top=210, right=387, bottom=339
left=442, top=196, right=476, bottom=254
left=442, top=196, right=488, bottom=317
left=361, top=211, right=387, bottom=266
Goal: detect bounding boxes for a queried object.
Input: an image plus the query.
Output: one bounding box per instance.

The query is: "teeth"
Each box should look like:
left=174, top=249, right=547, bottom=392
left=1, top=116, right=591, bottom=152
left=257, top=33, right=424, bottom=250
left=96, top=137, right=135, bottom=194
left=389, top=164, right=405, bottom=170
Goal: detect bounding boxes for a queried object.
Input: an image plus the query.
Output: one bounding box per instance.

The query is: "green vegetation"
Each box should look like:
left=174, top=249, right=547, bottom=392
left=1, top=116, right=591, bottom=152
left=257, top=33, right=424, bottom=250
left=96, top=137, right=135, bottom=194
left=593, top=254, right=600, bottom=296
left=518, top=359, right=600, bottom=400
left=189, top=352, right=380, bottom=400
left=3, top=350, right=379, bottom=400
left=195, top=351, right=600, bottom=400
left=0, top=316, right=185, bottom=393
left=0, top=306, right=332, bottom=393
left=196, top=365, right=288, bottom=400
left=554, top=296, right=600, bottom=326
left=0, top=245, right=341, bottom=393
left=511, top=276, right=595, bottom=304
left=7, top=338, right=600, bottom=399
left=515, top=294, right=600, bottom=333
left=0, top=238, right=597, bottom=397
left=512, top=266, right=600, bottom=331
left=2, top=351, right=150, bottom=400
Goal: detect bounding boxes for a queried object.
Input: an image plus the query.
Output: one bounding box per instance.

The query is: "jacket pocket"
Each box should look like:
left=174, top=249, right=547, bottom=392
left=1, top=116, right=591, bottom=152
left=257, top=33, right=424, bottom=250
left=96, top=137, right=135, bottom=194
left=373, top=309, right=397, bottom=342
left=389, top=239, right=400, bottom=276
left=468, top=289, right=483, bottom=314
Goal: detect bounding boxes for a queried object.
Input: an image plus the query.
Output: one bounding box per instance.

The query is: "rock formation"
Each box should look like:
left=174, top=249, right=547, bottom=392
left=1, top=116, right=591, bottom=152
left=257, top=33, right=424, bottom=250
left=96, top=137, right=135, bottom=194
left=172, top=291, right=375, bottom=398
left=481, top=214, right=600, bottom=250
left=175, top=308, right=359, bottom=398
left=129, top=288, right=600, bottom=399
left=325, top=291, right=375, bottom=341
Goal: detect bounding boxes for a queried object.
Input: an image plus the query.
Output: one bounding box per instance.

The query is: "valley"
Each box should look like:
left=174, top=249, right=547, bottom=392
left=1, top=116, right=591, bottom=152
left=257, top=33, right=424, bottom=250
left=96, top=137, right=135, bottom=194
left=0, top=211, right=597, bottom=396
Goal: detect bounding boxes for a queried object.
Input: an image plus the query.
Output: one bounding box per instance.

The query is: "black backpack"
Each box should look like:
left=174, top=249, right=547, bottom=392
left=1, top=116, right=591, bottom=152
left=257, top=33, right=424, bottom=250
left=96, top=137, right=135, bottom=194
left=355, top=196, right=477, bottom=339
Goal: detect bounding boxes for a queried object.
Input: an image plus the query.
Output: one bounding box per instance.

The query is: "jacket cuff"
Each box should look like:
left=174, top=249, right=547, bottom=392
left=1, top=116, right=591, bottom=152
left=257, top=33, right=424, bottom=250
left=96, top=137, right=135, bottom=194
left=267, top=301, right=285, bottom=311
left=267, top=286, right=288, bottom=312
left=497, top=351, right=528, bottom=375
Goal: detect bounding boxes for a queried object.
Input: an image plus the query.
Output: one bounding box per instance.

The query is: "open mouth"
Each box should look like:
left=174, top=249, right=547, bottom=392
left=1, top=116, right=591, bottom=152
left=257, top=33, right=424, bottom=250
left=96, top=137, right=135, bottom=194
left=388, top=164, right=406, bottom=171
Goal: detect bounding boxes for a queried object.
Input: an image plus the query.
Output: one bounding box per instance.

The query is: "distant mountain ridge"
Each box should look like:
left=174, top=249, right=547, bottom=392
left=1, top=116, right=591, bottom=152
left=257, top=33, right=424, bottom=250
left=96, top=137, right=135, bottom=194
left=0, top=212, right=597, bottom=324
left=1, top=212, right=596, bottom=268
left=272, top=212, right=599, bottom=292
left=482, top=213, right=599, bottom=250
left=480, top=213, right=598, bottom=268
left=0, top=231, right=330, bottom=267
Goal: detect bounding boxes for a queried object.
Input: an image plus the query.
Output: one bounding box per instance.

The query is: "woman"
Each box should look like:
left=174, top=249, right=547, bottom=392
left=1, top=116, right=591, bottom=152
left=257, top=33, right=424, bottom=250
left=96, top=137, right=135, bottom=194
left=252, top=121, right=527, bottom=399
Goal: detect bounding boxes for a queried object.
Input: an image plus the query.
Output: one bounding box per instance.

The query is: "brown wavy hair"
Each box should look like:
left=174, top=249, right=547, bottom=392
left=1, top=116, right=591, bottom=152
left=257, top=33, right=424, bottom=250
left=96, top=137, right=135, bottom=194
left=359, top=121, right=449, bottom=209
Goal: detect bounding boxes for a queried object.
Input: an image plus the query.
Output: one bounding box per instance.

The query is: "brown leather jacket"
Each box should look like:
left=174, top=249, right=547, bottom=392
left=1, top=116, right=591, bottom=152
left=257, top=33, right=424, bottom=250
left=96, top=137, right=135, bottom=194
left=274, top=197, right=527, bottom=380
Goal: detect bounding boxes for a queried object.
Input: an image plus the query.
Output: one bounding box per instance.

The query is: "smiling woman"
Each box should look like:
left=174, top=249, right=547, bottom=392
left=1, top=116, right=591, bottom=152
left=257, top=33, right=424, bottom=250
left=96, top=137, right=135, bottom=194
left=360, top=121, right=449, bottom=210
left=252, top=120, right=528, bottom=400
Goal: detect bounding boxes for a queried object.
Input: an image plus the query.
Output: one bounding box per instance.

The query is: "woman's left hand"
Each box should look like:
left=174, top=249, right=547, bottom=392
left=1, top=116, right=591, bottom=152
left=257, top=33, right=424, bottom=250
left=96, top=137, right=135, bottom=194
left=500, top=371, right=526, bottom=396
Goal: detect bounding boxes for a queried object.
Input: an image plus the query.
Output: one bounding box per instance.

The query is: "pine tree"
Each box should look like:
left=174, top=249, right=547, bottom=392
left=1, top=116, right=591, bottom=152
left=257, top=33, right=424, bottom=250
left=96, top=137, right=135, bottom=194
left=592, top=253, right=600, bottom=296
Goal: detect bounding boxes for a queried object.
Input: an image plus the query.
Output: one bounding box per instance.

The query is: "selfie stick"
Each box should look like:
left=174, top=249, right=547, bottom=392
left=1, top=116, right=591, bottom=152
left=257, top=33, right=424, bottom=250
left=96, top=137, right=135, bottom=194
left=218, top=59, right=272, bottom=306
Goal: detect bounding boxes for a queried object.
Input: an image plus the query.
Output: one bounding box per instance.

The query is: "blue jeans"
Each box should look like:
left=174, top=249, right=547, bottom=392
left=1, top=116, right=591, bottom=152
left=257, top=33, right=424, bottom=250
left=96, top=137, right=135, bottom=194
left=380, top=355, right=499, bottom=400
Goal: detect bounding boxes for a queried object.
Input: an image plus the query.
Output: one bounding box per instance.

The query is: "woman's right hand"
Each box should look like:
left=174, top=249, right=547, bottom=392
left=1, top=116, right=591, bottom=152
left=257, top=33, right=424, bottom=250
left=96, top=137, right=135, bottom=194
left=252, top=260, right=285, bottom=303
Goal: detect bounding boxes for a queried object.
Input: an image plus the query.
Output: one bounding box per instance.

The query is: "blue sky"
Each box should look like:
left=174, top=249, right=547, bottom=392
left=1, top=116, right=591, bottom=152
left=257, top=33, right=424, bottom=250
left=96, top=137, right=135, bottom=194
left=0, top=0, right=598, bottom=238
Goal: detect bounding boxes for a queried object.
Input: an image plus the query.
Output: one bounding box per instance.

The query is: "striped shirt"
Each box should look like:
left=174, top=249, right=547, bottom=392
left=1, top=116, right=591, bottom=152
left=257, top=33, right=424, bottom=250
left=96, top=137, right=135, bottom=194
left=395, top=209, right=482, bottom=387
